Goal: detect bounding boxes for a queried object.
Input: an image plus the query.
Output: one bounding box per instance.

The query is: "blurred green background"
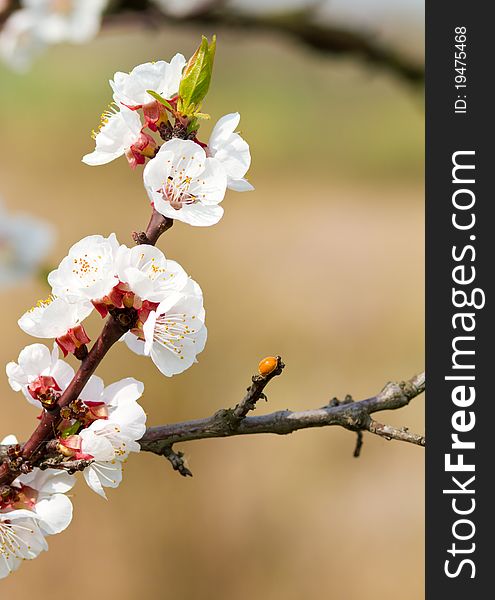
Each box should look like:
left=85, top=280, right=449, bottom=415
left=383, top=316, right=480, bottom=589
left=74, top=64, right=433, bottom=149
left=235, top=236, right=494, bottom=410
left=0, top=13, right=424, bottom=600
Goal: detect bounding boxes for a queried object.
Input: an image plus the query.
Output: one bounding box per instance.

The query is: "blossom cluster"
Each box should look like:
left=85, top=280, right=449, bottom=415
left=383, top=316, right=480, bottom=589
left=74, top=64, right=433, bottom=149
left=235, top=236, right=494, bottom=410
left=83, top=53, right=253, bottom=226
left=1, top=38, right=252, bottom=579
left=18, top=234, right=207, bottom=376
left=1, top=364, right=146, bottom=577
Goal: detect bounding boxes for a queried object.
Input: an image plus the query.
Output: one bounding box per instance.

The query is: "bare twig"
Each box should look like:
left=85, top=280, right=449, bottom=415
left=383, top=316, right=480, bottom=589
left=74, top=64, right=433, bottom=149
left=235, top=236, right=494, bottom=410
left=231, top=356, right=285, bottom=423
left=366, top=419, right=425, bottom=446
left=162, top=446, right=193, bottom=477
left=1, top=371, right=425, bottom=477
left=353, top=431, right=364, bottom=458
left=139, top=372, right=425, bottom=471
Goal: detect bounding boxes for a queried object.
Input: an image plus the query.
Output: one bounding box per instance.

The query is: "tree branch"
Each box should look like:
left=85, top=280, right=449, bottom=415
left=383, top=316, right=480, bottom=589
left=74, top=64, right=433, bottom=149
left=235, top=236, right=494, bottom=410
left=1, top=2, right=423, bottom=86
left=169, top=13, right=423, bottom=86
left=0, top=370, right=425, bottom=477
left=139, top=371, right=425, bottom=474
left=132, top=208, right=173, bottom=246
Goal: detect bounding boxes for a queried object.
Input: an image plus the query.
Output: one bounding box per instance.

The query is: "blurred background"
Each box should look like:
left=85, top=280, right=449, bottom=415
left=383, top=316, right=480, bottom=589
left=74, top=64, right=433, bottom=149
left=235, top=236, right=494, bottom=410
left=0, top=1, right=424, bottom=598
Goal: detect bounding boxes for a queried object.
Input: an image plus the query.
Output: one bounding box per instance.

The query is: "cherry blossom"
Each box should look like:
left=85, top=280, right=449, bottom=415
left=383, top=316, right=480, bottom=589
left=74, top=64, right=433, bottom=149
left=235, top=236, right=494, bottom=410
left=58, top=378, right=146, bottom=498
left=114, top=243, right=189, bottom=305
left=143, top=138, right=227, bottom=226
left=13, top=468, right=75, bottom=536
left=0, top=508, right=47, bottom=579
left=208, top=113, right=254, bottom=192
left=0, top=436, right=75, bottom=578
left=0, top=9, right=44, bottom=71
left=110, top=55, right=186, bottom=109
left=48, top=233, right=120, bottom=304
left=82, top=105, right=157, bottom=169
left=20, top=0, right=108, bottom=44
left=18, top=295, right=92, bottom=356
left=124, top=279, right=207, bottom=376
left=6, top=343, right=74, bottom=408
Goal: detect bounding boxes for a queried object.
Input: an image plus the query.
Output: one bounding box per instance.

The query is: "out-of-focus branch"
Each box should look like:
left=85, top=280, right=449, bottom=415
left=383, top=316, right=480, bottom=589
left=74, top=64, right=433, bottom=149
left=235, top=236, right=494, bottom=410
left=1, top=2, right=423, bottom=85
left=104, top=1, right=424, bottom=86
left=140, top=370, right=425, bottom=476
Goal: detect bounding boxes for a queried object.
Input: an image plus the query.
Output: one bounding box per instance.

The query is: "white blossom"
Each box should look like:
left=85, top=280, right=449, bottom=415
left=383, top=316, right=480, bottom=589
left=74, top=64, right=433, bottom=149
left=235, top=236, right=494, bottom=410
left=124, top=279, right=207, bottom=376
left=48, top=233, right=120, bottom=303
left=0, top=509, right=47, bottom=579
left=0, top=436, right=75, bottom=579
left=110, top=55, right=186, bottom=108
left=151, top=0, right=208, bottom=17
left=62, top=378, right=146, bottom=498
left=18, top=295, right=92, bottom=351
left=21, top=0, right=108, bottom=44
left=208, top=113, right=254, bottom=192
left=6, top=343, right=74, bottom=408
left=14, top=468, right=75, bottom=536
left=82, top=105, right=156, bottom=168
left=0, top=9, right=45, bottom=72
left=143, top=138, right=227, bottom=227
left=114, top=243, right=188, bottom=304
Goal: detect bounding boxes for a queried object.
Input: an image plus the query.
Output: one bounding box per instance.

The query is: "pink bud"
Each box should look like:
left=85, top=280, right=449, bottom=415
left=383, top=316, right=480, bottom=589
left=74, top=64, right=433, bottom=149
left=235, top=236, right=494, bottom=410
left=142, top=100, right=168, bottom=132
left=56, top=325, right=91, bottom=357
left=28, top=375, right=61, bottom=401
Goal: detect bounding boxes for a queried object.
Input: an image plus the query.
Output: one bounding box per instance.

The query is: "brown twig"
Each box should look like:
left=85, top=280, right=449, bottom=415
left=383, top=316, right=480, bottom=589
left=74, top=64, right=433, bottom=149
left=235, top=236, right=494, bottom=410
left=139, top=372, right=425, bottom=472
left=132, top=208, right=174, bottom=246
left=1, top=371, right=425, bottom=476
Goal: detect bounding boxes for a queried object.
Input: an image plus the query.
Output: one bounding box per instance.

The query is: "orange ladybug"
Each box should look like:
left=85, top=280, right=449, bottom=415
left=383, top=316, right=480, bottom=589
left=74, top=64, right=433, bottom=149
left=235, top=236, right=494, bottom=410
left=258, top=356, right=279, bottom=376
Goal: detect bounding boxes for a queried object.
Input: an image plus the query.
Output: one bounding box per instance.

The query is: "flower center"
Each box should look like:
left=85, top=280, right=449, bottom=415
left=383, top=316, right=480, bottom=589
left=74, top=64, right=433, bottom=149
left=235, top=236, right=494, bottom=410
left=71, top=253, right=103, bottom=286
left=161, top=175, right=197, bottom=210
left=152, top=312, right=197, bottom=358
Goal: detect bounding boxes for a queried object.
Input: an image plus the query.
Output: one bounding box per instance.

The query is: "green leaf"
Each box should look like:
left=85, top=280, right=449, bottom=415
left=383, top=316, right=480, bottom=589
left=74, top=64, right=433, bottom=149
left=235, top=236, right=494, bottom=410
left=61, top=422, right=82, bottom=439
left=178, top=35, right=216, bottom=117
left=146, top=90, right=174, bottom=112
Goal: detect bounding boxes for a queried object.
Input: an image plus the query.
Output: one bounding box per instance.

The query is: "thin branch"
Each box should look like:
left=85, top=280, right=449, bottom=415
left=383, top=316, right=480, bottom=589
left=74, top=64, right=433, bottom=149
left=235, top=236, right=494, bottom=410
left=0, top=371, right=425, bottom=476
left=353, top=430, right=364, bottom=458
left=139, top=372, right=425, bottom=464
left=366, top=419, right=425, bottom=446
left=132, top=208, right=173, bottom=246
left=162, top=446, right=193, bottom=477
left=38, top=457, right=94, bottom=473
left=231, top=356, right=285, bottom=423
